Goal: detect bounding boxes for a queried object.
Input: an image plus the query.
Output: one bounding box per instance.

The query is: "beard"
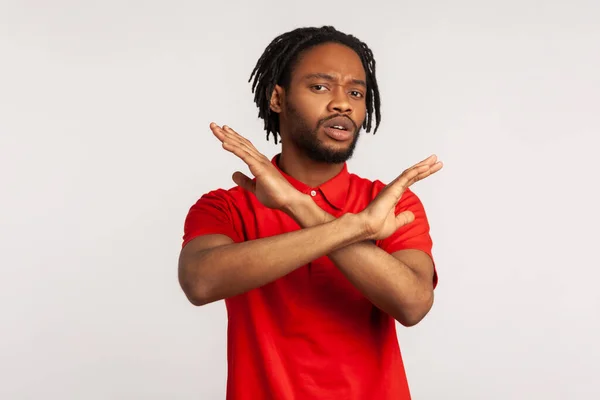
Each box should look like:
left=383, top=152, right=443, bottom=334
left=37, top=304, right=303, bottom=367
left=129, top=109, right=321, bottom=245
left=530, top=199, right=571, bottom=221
left=284, top=103, right=362, bottom=164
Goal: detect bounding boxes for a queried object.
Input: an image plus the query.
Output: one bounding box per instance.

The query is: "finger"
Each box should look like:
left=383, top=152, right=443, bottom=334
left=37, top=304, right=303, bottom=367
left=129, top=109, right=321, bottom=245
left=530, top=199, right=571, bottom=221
left=389, top=166, right=422, bottom=190
left=385, top=167, right=429, bottom=199
left=222, top=125, right=250, bottom=144
left=394, top=158, right=444, bottom=191
left=395, top=210, right=415, bottom=227
left=212, top=124, right=263, bottom=163
left=210, top=122, right=227, bottom=141
left=403, top=155, right=440, bottom=179
left=214, top=125, right=273, bottom=178
left=214, top=124, right=267, bottom=164
left=405, top=155, right=437, bottom=172
left=414, top=154, right=437, bottom=168
left=422, top=160, right=443, bottom=176
left=412, top=161, right=444, bottom=183
left=222, top=126, right=268, bottom=162
left=413, top=160, right=443, bottom=178
left=211, top=123, right=245, bottom=148
left=221, top=140, right=263, bottom=170
left=232, top=171, right=256, bottom=193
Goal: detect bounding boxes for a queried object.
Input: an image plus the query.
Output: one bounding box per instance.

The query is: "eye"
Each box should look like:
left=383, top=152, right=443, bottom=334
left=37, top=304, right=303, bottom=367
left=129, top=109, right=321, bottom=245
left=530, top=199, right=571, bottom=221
left=311, top=85, right=328, bottom=92
left=350, top=90, right=364, bottom=98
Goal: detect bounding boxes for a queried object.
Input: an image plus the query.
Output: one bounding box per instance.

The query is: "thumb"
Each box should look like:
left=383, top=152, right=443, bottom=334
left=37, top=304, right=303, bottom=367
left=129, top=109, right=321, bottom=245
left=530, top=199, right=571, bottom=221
left=395, top=210, right=415, bottom=228
left=232, top=171, right=255, bottom=193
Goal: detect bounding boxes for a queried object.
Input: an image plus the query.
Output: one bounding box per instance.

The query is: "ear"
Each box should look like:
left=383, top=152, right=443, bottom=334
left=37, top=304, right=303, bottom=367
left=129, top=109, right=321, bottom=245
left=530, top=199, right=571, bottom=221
left=269, top=84, right=285, bottom=113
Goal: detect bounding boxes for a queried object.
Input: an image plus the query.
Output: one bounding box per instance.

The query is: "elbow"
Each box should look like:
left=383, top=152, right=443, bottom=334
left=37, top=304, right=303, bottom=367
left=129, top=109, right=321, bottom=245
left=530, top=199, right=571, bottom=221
left=189, top=297, right=210, bottom=307
left=186, top=289, right=210, bottom=306
left=397, top=313, right=426, bottom=327
left=182, top=281, right=215, bottom=306
left=396, top=290, right=434, bottom=327
left=178, top=264, right=215, bottom=307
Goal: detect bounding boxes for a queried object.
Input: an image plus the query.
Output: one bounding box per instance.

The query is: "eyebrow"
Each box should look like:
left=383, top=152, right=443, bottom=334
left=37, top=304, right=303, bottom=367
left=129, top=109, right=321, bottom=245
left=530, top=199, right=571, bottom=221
left=303, top=73, right=367, bottom=88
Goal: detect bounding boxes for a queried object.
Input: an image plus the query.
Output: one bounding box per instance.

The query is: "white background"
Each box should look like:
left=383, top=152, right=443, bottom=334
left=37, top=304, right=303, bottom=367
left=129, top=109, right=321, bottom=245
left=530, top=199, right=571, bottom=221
left=1, top=1, right=599, bottom=399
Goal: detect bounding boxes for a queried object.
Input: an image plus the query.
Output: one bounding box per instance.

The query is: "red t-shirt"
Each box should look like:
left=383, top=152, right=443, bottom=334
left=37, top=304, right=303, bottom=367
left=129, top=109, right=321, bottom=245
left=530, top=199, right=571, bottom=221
left=182, top=155, right=436, bottom=400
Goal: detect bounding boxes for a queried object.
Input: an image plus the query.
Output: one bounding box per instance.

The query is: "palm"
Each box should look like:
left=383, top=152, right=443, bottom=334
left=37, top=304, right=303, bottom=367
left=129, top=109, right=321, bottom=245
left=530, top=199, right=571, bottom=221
left=361, top=156, right=443, bottom=241
left=362, top=186, right=407, bottom=240
left=210, top=123, right=301, bottom=210
left=376, top=207, right=403, bottom=239
left=252, top=168, right=296, bottom=209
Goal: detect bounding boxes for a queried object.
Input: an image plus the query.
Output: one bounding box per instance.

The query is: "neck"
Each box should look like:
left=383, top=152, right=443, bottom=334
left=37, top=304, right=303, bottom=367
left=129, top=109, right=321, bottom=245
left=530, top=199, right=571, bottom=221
left=277, top=146, right=345, bottom=188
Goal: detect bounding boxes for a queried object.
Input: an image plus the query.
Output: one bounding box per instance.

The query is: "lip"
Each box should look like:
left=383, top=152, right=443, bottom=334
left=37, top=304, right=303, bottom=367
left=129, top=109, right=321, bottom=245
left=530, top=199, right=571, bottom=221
left=323, top=126, right=353, bottom=141
left=321, top=116, right=356, bottom=141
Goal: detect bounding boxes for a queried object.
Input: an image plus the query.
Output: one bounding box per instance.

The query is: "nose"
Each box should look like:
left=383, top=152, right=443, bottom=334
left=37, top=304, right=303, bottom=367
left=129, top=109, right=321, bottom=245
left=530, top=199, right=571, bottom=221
left=328, top=87, right=352, bottom=114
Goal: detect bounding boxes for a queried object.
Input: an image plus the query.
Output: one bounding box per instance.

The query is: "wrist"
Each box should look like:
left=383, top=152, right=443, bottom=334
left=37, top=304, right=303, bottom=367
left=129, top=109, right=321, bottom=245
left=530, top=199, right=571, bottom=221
left=342, top=212, right=373, bottom=243
left=281, top=193, right=330, bottom=228
left=280, top=193, right=311, bottom=220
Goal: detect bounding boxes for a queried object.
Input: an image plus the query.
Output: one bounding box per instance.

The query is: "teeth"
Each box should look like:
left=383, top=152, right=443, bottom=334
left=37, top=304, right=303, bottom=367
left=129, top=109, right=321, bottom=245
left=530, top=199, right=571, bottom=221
left=332, top=125, right=345, bottom=130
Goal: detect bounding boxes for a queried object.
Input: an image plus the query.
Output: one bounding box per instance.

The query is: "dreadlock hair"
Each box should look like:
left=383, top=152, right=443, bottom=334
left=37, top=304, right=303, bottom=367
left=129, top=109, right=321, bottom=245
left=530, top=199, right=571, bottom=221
left=248, top=26, right=381, bottom=144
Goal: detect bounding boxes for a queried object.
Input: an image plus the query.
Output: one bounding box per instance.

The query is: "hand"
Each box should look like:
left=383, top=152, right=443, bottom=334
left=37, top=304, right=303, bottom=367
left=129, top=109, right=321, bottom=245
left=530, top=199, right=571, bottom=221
left=209, top=123, right=304, bottom=211
left=359, top=155, right=443, bottom=241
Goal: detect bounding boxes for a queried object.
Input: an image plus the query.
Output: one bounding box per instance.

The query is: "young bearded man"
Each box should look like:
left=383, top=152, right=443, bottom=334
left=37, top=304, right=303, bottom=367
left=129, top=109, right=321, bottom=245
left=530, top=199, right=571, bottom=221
left=178, top=26, right=443, bottom=400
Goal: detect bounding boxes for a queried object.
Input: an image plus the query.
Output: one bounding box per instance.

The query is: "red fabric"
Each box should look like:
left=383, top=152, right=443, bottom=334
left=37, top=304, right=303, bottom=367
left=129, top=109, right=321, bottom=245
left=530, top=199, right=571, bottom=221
left=182, top=155, right=436, bottom=400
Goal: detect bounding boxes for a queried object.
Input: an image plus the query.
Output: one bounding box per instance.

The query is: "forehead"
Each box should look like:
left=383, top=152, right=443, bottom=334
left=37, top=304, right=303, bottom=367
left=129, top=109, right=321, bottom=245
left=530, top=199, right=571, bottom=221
left=291, top=42, right=366, bottom=82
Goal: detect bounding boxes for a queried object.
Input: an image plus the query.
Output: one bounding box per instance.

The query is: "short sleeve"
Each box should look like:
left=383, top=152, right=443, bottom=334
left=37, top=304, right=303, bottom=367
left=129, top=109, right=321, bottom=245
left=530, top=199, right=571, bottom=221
left=182, top=189, right=241, bottom=248
left=377, top=188, right=438, bottom=288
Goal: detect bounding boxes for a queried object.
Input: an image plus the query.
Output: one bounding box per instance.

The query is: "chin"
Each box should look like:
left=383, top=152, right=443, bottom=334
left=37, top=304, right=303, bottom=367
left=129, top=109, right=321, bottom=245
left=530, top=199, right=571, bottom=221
left=306, top=145, right=355, bottom=164
left=292, top=128, right=359, bottom=163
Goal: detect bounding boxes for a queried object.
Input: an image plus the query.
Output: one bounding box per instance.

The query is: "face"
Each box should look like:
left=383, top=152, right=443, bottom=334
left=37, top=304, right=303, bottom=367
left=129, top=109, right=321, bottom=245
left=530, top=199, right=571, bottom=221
left=274, top=42, right=368, bottom=164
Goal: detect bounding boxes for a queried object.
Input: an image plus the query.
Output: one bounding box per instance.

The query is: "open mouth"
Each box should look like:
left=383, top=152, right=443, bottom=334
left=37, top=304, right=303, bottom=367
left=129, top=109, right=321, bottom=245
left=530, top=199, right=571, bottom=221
left=322, top=116, right=355, bottom=141
left=322, top=116, right=355, bottom=133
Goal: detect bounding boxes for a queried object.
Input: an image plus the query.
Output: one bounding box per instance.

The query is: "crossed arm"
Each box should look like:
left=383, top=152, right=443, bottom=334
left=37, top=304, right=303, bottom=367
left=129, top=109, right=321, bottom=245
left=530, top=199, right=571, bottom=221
left=178, top=124, right=441, bottom=326
left=287, top=196, right=436, bottom=326
left=179, top=197, right=434, bottom=326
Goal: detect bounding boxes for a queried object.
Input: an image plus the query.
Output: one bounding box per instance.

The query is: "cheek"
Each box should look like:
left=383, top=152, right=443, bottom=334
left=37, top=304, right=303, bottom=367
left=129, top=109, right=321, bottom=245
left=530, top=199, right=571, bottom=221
left=298, top=91, right=326, bottom=110
left=291, top=95, right=326, bottom=122
left=358, top=105, right=367, bottom=118
left=354, top=105, right=367, bottom=126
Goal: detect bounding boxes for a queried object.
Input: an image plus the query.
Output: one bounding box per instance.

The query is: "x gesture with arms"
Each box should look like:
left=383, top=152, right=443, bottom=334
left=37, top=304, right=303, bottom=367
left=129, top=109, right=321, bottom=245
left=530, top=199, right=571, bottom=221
left=208, top=122, right=443, bottom=325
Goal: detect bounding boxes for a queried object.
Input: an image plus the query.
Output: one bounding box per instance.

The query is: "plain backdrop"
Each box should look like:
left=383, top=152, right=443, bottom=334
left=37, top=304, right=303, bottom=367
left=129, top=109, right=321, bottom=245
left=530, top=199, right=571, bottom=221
left=1, top=1, right=599, bottom=399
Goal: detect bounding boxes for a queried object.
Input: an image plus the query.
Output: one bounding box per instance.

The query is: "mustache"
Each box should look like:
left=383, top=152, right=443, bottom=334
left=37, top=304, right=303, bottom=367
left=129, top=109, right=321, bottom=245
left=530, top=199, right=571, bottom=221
left=317, top=114, right=358, bottom=132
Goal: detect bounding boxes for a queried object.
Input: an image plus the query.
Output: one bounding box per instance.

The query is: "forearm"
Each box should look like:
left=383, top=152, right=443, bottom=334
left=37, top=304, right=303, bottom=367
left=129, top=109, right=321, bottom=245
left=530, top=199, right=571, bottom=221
left=329, top=242, right=433, bottom=325
left=288, top=197, right=433, bottom=325
left=185, top=212, right=368, bottom=305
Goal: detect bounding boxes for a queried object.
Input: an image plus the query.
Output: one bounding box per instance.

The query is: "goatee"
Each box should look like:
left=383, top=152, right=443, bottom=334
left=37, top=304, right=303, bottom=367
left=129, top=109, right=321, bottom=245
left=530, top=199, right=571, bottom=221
left=286, top=106, right=361, bottom=164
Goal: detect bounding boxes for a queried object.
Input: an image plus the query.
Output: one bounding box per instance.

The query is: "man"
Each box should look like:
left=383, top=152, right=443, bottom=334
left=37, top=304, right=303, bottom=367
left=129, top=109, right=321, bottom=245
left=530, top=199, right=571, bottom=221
left=179, top=26, right=443, bottom=399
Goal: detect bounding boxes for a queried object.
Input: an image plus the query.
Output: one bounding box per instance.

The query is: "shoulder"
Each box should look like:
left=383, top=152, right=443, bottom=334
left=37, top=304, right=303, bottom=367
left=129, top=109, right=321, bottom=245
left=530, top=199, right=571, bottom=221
left=347, top=172, right=381, bottom=196
left=182, top=185, right=252, bottom=246
left=191, top=185, right=251, bottom=210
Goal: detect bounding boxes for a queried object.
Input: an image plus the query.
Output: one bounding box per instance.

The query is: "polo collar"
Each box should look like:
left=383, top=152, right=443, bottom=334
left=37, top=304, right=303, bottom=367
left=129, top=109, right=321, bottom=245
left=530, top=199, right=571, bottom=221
left=271, top=154, right=350, bottom=210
